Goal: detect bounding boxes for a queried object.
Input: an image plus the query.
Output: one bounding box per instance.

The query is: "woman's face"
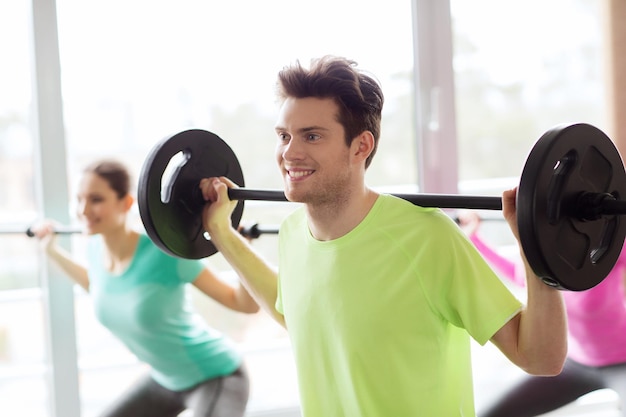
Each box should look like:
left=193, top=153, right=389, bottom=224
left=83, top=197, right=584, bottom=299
left=76, top=173, right=129, bottom=235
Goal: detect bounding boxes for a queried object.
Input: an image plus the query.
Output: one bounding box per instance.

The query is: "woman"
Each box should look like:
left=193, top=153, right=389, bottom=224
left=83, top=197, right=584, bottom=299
left=32, top=159, right=259, bottom=417
left=459, top=210, right=626, bottom=417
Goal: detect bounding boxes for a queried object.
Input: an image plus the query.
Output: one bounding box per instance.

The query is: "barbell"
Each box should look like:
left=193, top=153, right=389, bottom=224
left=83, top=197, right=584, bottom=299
left=0, top=223, right=280, bottom=240
left=0, top=225, right=82, bottom=236
left=136, top=122, right=626, bottom=292
left=1, top=219, right=498, bottom=240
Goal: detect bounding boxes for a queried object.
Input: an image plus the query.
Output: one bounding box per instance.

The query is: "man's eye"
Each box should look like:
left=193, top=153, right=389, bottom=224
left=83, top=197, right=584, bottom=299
left=306, top=134, right=320, bottom=141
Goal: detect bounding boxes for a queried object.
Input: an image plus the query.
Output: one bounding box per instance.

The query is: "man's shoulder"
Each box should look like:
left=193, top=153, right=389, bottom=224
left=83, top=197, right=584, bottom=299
left=281, top=206, right=307, bottom=229
left=378, top=193, right=448, bottom=222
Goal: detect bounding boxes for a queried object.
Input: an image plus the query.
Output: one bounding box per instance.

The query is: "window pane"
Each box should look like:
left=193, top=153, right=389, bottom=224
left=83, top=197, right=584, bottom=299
left=451, top=0, right=604, bottom=182
left=54, top=1, right=416, bottom=415
left=0, top=1, right=49, bottom=416
left=450, top=0, right=604, bottom=252
left=0, top=0, right=39, bottom=290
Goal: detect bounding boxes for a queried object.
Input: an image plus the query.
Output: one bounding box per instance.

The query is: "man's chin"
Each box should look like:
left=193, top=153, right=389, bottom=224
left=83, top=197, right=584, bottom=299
left=284, top=189, right=307, bottom=204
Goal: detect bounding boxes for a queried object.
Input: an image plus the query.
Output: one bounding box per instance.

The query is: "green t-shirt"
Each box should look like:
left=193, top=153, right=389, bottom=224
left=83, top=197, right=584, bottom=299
left=276, top=194, right=522, bottom=416
left=87, top=233, right=241, bottom=391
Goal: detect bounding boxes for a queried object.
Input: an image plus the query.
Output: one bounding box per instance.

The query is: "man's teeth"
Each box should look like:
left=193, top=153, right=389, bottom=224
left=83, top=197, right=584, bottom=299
left=289, top=171, right=313, bottom=178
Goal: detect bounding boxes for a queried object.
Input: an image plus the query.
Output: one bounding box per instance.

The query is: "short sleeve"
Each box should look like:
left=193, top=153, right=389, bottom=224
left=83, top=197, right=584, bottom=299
left=175, top=258, right=206, bottom=283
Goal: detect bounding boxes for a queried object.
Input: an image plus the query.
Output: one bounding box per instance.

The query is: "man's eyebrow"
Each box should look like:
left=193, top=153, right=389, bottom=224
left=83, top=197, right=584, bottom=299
left=274, top=125, right=329, bottom=133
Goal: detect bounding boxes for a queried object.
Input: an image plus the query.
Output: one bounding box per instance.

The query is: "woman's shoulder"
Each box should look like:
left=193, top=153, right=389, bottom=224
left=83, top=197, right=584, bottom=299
left=132, top=232, right=173, bottom=263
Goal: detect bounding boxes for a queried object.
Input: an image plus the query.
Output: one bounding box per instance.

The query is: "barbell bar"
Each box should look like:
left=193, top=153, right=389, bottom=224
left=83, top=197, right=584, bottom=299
left=227, top=188, right=503, bottom=210
left=0, top=223, right=282, bottom=240
left=137, top=122, right=626, bottom=292
left=0, top=225, right=82, bottom=236
left=0, top=214, right=502, bottom=240
left=238, top=223, right=280, bottom=239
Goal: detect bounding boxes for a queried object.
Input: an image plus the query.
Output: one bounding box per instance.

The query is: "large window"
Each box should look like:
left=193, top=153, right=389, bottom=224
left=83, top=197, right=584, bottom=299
left=1, top=1, right=416, bottom=416
left=56, top=2, right=415, bottom=415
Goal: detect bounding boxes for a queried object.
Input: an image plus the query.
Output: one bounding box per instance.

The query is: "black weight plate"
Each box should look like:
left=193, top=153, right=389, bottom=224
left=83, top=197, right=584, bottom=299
left=137, top=129, right=245, bottom=259
left=517, top=123, right=626, bottom=291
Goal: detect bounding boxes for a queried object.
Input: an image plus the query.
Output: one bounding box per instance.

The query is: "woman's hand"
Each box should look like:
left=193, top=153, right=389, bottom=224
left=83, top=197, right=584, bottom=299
left=457, top=210, right=482, bottom=237
left=29, top=220, right=60, bottom=254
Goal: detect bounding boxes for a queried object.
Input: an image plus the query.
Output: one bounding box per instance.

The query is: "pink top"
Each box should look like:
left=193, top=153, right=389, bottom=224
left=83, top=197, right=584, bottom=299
left=470, top=233, right=626, bottom=367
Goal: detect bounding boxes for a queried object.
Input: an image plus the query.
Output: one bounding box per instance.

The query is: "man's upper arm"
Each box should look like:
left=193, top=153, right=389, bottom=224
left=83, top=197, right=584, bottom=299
left=489, top=310, right=522, bottom=362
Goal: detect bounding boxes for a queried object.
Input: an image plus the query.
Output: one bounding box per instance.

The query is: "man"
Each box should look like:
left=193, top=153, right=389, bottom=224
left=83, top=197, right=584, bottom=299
left=199, top=56, right=567, bottom=416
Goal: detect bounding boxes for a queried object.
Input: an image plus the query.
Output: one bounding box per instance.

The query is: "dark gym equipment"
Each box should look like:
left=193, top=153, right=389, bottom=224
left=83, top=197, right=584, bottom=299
left=138, top=130, right=245, bottom=260
left=0, top=225, right=82, bottom=236
left=0, top=223, right=276, bottom=241
left=9, top=224, right=274, bottom=240
left=136, top=123, right=626, bottom=291
left=516, top=123, right=626, bottom=291
left=238, top=223, right=280, bottom=239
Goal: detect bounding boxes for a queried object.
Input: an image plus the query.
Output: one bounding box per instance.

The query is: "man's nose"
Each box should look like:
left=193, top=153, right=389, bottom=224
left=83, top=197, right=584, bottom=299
left=281, top=139, right=304, bottom=161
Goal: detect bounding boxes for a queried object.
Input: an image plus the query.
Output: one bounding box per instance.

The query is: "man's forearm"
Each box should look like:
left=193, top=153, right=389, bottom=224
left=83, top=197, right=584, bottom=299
left=211, top=226, right=285, bottom=326
left=517, top=257, right=568, bottom=375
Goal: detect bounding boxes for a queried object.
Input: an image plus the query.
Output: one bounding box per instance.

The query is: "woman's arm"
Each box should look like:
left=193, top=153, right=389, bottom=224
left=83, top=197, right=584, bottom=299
left=31, top=222, right=90, bottom=291
left=192, top=267, right=260, bottom=314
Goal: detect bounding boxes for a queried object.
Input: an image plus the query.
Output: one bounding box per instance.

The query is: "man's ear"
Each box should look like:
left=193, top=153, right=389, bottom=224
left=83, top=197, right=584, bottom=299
left=352, top=131, right=375, bottom=164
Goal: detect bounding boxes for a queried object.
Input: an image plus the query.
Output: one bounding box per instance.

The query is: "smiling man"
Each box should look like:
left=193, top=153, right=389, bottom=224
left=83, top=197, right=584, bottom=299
left=199, top=55, right=567, bottom=417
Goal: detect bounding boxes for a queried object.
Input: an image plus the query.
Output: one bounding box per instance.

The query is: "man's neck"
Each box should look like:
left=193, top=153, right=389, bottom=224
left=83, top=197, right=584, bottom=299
left=305, top=188, right=379, bottom=241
